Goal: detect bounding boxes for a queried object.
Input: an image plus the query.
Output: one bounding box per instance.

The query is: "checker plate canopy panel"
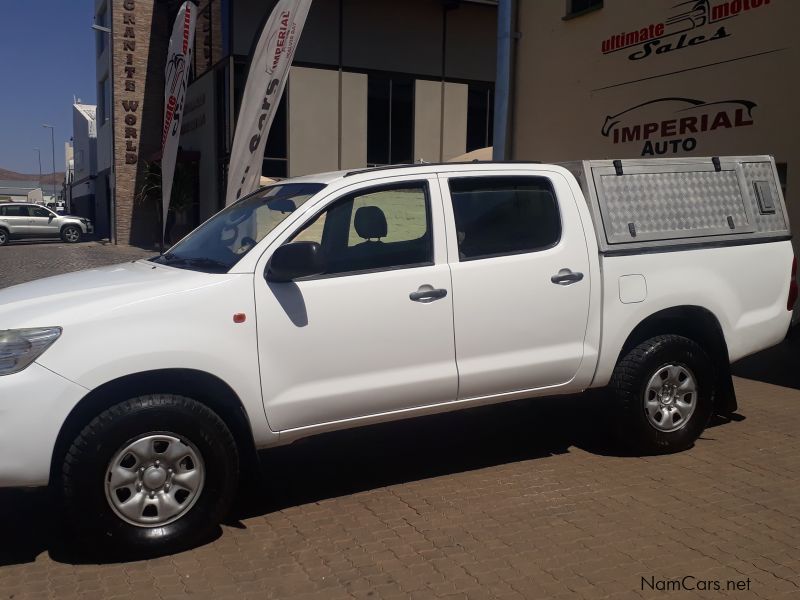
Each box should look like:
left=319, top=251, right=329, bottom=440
left=596, top=168, right=752, bottom=244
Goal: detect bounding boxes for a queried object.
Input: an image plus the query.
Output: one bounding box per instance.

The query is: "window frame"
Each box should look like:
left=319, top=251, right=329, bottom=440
left=280, top=180, right=436, bottom=281
left=446, top=174, right=563, bottom=263
left=563, top=0, right=603, bottom=20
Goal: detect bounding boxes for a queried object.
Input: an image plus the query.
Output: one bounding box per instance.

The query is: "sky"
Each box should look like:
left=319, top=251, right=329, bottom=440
left=0, top=1, right=96, bottom=175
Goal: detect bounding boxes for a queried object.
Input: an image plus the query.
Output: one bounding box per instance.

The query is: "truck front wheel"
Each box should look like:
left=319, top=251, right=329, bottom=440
left=60, top=394, right=239, bottom=556
left=610, top=335, right=715, bottom=454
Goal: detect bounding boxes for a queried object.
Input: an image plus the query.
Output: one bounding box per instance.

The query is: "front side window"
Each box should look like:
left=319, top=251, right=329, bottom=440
left=448, top=176, right=561, bottom=261
left=152, top=182, right=325, bottom=272
left=291, top=182, right=432, bottom=276
left=31, top=207, right=52, bottom=218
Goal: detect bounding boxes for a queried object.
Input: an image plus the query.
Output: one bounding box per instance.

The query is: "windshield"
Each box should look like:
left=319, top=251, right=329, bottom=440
left=152, top=182, right=326, bottom=272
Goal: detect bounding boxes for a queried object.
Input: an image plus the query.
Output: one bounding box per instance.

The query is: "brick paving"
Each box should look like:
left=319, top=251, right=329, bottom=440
left=0, top=240, right=154, bottom=289
left=1, top=243, right=799, bottom=599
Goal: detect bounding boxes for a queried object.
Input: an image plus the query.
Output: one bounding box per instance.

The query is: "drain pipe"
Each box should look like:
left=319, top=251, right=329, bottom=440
left=492, top=0, right=516, bottom=161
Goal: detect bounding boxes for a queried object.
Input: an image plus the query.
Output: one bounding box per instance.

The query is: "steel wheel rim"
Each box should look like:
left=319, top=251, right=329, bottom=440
left=104, top=432, right=205, bottom=528
left=0, top=231, right=6, bottom=244
left=65, top=228, right=79, bottom=242
left=643, top=364, right=698, bottom=433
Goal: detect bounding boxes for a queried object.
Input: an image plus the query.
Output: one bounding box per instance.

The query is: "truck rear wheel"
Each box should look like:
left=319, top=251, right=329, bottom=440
left=610, top=335, right=714, bottom=454
left=60, top=394, right=239, bottom=556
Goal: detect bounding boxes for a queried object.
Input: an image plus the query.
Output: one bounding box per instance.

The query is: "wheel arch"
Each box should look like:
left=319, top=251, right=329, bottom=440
left=50, top=368, right=259, bottom=486
left=615, top=305, right=736, bottom=413
left=619, top=306, right=729, bottom=362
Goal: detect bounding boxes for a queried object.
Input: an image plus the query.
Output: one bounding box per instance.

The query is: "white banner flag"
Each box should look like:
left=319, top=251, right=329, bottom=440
left=225, top=0, right=313, bottom=206
left=161, top=1, right=197, bottom=236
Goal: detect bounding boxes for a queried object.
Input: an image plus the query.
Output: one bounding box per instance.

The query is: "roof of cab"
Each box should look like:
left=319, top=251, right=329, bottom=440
left=277, top=161, right=547, bottom=187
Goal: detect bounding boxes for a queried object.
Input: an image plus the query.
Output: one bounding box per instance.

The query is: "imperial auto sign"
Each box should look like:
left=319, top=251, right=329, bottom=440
left=601, top=97, right=757, bottom=157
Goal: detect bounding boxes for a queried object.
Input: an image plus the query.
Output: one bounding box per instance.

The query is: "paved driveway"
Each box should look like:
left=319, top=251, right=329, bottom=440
left=0, top=243, right=798, bottom=599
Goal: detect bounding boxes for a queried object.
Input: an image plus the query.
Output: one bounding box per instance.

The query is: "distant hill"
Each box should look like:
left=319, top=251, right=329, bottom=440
left=0, top=168, right=65, bottom=186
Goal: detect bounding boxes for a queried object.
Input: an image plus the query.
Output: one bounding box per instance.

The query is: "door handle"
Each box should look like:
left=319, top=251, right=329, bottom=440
left=409, top=288, right=448, bottom=303
left=551, top=269, right=584, bottom=285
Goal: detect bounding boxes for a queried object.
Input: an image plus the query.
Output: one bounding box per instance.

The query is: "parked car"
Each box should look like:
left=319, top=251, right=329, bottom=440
left=0, top=203, right=93, bottom=245
left=0, top=157, right=794, bottom=553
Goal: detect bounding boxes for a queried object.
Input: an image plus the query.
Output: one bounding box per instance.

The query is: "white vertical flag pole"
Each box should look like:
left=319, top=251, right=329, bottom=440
left=225, top=0, right=313, bottom=207
left=161, top=1, right=197, bottom=246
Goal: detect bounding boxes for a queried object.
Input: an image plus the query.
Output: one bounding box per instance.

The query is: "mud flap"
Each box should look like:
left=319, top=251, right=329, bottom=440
left=714, top=363, right=738, bottom=415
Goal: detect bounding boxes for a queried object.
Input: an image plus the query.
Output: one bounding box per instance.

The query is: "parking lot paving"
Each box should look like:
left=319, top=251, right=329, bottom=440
left=0, top=240, right=154, bottom=289
left=1, top=242, right=799, bottom=599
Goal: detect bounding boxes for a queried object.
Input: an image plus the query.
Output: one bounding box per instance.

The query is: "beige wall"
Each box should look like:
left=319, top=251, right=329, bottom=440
left=512, top=0, right=799, bottom=251
left=414, top=80, right=469, bottom=163
left=414, top=80, right=443, bottom=164
left=340, top=72, right=368, bottom=170
left=289, top=67, right=341, bottom=177
left=288, top=67, right=369, bottom=176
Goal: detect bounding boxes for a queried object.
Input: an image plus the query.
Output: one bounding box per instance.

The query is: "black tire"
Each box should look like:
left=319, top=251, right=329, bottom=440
left=610, top=335, right=714, bottom=454
left=61, top=394, right=239, bottom=556
left=0, top=227, right=8, bottom=246
left=61, top=225, right=82, bottom=243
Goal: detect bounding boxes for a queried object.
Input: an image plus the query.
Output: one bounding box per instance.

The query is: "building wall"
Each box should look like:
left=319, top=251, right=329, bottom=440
left=109, top=0, right=168, bottom=246
left=72, top=106, right=97, bottom=184
left=511, top=0, right=799, bottom=252
left=96, top=0, right=114, bottom=175
left=232, top=0, right=497, bottom=82
left=179, top=73, right=219, bottom=223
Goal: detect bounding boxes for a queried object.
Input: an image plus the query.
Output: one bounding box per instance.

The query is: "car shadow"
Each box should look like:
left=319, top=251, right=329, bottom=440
left=731, top=326, right=800, bottom=390
left=0, top=391, right=746, bottom=567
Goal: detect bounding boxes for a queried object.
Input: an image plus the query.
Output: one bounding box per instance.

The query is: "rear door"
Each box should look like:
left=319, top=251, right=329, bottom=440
left=438, top=170, right=592, bottom=400
left=1, top=205, right=34, bottom=234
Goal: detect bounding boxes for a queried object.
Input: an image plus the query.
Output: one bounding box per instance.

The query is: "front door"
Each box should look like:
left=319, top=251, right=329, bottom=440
left=28, top=206, right=59, bottom=236
left=254, top=177, right=457, bottom=431
left=439, top=171, right=592, bottom=400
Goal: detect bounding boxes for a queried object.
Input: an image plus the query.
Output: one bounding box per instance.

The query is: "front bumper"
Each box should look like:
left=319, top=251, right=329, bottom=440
left=0, top=363, right=88, bottom=487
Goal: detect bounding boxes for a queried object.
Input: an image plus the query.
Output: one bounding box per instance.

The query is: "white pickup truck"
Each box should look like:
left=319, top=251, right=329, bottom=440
left=0, top=156, right=795, bottom=553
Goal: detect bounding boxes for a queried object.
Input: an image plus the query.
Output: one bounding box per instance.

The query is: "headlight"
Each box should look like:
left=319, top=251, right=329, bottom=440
left=0, top=327, right=62, bottom=376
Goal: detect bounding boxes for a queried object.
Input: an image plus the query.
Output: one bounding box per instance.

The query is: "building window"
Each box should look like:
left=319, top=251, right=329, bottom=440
left=97, top=77, right=111, bottom=123
left=96, top=3, right=107, bottom=55
left=262, top=93, right=288, bottom=179
left=466, top=85, right=494, bottom=153
left=194, top=0, right=223, bottom=80
left=565, top=0, right=603, bottom=19
left=367, top=76, right=414, bottom=167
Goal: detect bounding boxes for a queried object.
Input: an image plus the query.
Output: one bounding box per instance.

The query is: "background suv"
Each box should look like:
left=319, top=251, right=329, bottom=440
left=0, top=203, right=93, bottom=245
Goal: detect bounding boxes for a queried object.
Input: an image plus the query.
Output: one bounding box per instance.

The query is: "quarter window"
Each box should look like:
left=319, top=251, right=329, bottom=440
left=448, top=176, right=561, bottom=261
left=291, top=182, right=432, bottom=276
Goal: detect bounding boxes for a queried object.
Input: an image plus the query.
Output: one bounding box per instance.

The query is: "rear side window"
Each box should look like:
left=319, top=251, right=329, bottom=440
left=448, top=176, right=561, bottom=260
left=1, top=205, right=30, bottom=217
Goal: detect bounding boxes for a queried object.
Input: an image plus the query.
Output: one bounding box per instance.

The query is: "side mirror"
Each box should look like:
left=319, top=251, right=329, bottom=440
left=266, top=241, right=326, bottom=282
